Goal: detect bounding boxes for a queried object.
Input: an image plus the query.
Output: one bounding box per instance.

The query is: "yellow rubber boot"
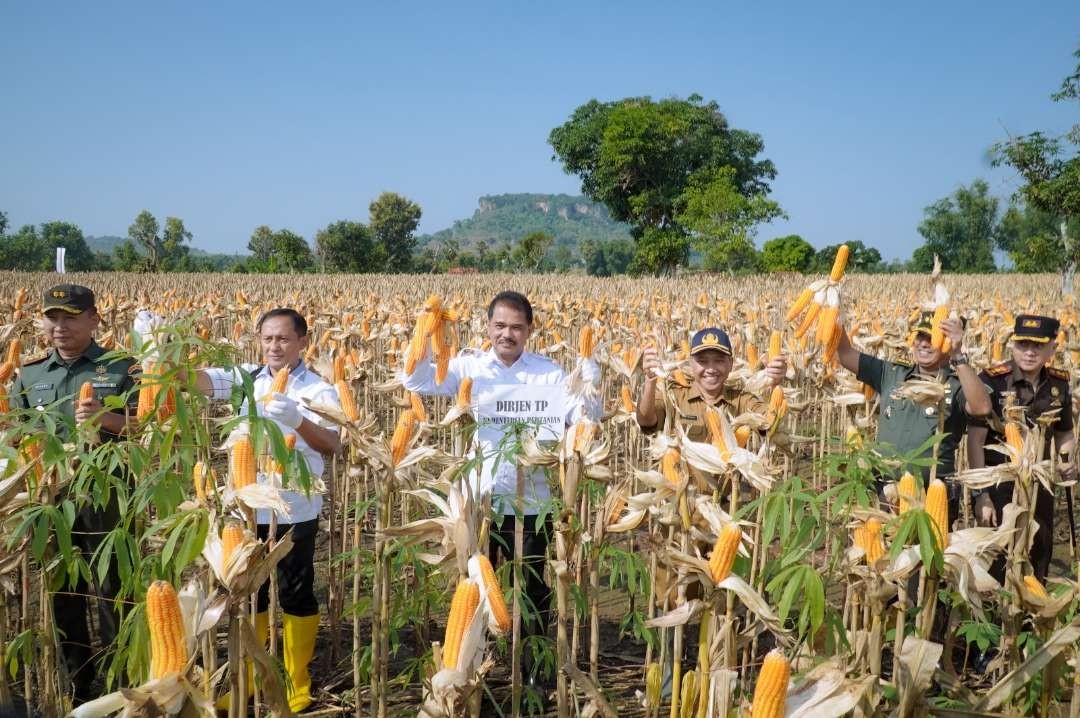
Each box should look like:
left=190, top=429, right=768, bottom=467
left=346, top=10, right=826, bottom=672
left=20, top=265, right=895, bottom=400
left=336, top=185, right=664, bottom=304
left=214, top=612, right=269, bottom=711
left=283, top=613, right=319, bottom=713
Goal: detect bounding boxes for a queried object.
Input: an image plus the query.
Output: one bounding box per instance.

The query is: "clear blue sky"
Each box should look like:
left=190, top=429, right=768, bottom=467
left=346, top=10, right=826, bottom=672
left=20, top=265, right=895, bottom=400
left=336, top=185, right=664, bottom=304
left=2, top=2, right=1077, bottom=260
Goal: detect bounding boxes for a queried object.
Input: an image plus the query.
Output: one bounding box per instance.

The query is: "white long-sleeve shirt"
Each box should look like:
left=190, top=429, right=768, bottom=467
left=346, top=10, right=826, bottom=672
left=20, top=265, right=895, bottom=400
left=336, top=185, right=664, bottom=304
left=403, top=347, right=600, bottom=515
left=203, top=361, right=340, bottom=524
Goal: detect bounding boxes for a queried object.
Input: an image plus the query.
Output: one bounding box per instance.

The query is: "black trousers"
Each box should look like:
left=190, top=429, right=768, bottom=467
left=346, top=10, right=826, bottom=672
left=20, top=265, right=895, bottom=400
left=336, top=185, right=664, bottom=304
left=986, top=481, right=1055, bottom=583
left=489, top=514, right=551, bottom=639
left=55, top=502, right=122, bottom=700
left=256, top=519, right=319, bottom=617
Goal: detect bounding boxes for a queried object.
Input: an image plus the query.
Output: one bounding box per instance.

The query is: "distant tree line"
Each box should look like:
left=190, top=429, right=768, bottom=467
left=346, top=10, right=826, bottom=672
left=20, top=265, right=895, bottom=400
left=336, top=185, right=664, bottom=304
left=2, top=47, right=1074, bottom=278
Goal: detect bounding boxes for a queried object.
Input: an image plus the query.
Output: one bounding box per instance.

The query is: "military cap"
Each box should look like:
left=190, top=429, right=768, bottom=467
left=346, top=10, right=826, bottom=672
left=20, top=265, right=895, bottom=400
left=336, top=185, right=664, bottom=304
left=689, top=327, right=732, bottom=356
left=43, top=284, right=95, bottom=314
left=1012, top=314, right=1059, bottom=344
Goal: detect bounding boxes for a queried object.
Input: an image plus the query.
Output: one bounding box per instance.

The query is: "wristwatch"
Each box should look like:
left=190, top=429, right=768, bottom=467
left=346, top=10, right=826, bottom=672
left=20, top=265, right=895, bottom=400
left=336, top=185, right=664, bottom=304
left=949, top=353, right=969, bottom=368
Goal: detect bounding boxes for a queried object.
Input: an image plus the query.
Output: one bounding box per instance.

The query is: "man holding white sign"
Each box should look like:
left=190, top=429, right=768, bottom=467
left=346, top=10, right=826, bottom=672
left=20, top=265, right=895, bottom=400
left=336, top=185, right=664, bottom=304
left=403, top=290, right=600, bottom=693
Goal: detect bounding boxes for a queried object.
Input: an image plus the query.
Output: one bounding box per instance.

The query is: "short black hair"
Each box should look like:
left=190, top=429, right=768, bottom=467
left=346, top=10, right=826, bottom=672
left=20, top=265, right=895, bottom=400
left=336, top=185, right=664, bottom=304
left=487, top=291, right=533, bottom=325
left=257, top=308, right=308, bottom=337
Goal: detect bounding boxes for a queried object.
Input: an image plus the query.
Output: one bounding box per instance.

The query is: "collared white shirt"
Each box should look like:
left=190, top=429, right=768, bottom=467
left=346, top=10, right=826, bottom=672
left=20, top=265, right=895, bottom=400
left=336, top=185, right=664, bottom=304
left=203, top=361, right=340, bottom=524
left=403, top=347, right=600, bottom=515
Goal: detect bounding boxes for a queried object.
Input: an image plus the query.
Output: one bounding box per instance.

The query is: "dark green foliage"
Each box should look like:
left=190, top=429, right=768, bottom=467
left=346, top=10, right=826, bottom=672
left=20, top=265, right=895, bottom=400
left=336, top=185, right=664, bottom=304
left=808, top=240, right=883, bottom=274
left=761, top=235, right=815, bottom=272
left=247, top=226, right=315, bottom=272
left=549, top=94, right=779, bottom=275
left=998, top=202, right=1080, bottom=272
left=315, top=220, right=386, bottom=272
left=910, top=179, right=999, bottom=273
left=369, top=192, right=422, bottom=273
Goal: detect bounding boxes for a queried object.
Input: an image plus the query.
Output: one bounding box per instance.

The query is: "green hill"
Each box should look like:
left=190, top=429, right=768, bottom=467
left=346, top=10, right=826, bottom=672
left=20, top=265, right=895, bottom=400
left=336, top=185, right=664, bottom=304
left=416, top=193, right=632, bottom=252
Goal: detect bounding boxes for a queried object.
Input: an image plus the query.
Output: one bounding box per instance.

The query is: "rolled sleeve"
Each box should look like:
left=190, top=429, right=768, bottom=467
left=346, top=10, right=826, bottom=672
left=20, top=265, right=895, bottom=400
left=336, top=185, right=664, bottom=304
left=202, top=366, right=246, bottom=401
left=639, top=399, right=666, bottom=435
left=856, top=353, right=886, bottom=394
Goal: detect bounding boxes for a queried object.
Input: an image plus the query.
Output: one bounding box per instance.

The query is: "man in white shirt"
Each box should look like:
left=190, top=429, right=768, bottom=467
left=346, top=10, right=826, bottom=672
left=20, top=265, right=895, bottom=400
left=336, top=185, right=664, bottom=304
left=403, top=290, right=600, bottom=691
left=196, top=308, right=341, bottom=713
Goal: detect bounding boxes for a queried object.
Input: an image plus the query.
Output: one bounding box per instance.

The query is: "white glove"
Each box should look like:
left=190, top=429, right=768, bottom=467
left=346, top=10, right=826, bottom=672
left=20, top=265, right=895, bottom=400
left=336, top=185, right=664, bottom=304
left=265, top=392, right=303, bottom=429
left=579, top=358, right=601, bottom=384
left=133, top=309, right=166, bottom=360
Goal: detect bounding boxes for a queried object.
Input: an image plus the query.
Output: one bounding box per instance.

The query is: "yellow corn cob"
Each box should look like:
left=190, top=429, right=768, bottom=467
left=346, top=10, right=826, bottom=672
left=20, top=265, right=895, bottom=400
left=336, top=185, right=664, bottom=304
left=337, top=380, right=358, bottom=421
left=434, top=344, right=450, bottom=385
left=991, top=340, right=1003, bottom=363
left=79, top=381, right=94, bottom=402
left=158, top=386, right=176, bottom=421
left=0, top=387, right=8, bottom=413
left=12, top=288, right=26, bottom=311
left=708, top=523, right=741, bottom=583
left=930, top=306, right=949, bottom=351
left=853, top=518, right=884, bottom=564
left=273, top=433, right=297, bottom=474
left=605, top=494, right=627, bottom=526
left=456, top=377, right=473, bottom=409
left=746, top=343, right=759, bottom=369
left=333, top=353, right=346, bottom=384
left=735, top=425, right=751, bottom=448
left=409, top=392, right=427, bottom=423
left=620, top=384, right=634, bottom=413
left=672, top=369, right=690, bottom=387
left=829, top=244, right=850, bottom=282
left=646, top=662, right=662, bottom=707
left=1023, top=575, right=1048, bottom=599
left=390, top=409, right=418, bottom=467
left=768, top=330, right=782, bottom=361
left=750, top=650, right=790, bottom=718
left=816, top=305, right=839, bottom=346
left=0, top=361, right=13, bottom=383
left=579, top=325, right=596, bottom=359
left=926, top=479, right=949, bottom=550
left=794, top=301, right=822, bottom=340
left=193, top=461, right=209, bottom=502
left=785, top=288, right=813, bottom=323
left=823, top=321, right=842, bottom=362
left=862, top=383, right=875, bottom=400
left=897, top=472, right=918, bottom=513
left=571, top=421, right=596, bottom=453
left=1005, top=422, right=1024, bottom=463
left=476, top=555, right=511, bottom=632
left=705, top=408, right=726, bottom=449
left=146, top=580, right=187, bottom=679
left=679, top=669, right=697, bottom=718
left=6, top=340, right=21, bottom=367
left=230, top=436, right=256, bottom=489
left=442, top=579, right=480, bottom=670
left=661, top=448, right=682, bottom=485
left=221, top=521, right=244, bottom=569
left=136, top=383, right=159, bottom=422
left=266, top=366, right=289, bottom=404
left=767, top=386, right=786, bottom=419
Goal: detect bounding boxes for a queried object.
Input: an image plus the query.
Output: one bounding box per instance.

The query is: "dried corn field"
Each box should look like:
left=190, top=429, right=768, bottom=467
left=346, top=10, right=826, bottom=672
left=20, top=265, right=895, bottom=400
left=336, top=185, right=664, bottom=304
left=0, top=269, right=1078, bottom=718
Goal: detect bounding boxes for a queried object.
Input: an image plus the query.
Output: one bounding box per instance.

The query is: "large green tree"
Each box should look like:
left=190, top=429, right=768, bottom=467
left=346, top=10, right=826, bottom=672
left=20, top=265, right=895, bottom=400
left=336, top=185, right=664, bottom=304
left=511, top=231, right=554, bottom=271
left=40, top=221, right=96, bottom=271
left=122, top=210, right=194, bottom=271
left=808, top=240, right=882, bottom=274
left=997, top=202, right=1080, bottom=272
left=247, top=226, right=314, bottom=272
left=315, top=221, right=385, bottom=272
left=910, top=179, right=999, bottom=273
left=549, top=94, right=778, bottom=275
left=0, top=225, right=49, bottom=270
left=760, top=235, right=815, bottom=272
left=991, top=46, right=1080, bottom=287
left=369, top=192, right=422, bottom=272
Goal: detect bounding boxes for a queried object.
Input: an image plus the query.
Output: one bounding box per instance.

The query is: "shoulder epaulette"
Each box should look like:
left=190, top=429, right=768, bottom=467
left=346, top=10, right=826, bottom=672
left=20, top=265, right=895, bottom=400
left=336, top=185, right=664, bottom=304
left=986, top=364, right=1011, bottom=376
left=893, top=358, right=913, bottom=368
left=1047, top=366, right=1069, bottom=381
left=21, top=352, right=49, bottom=366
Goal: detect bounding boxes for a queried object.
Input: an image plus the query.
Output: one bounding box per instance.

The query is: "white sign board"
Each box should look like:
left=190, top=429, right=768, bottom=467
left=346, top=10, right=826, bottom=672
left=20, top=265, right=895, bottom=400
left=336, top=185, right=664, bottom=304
left=475, top=384, right=566, bottom=443
left=55, top=247, right=66, bottom=274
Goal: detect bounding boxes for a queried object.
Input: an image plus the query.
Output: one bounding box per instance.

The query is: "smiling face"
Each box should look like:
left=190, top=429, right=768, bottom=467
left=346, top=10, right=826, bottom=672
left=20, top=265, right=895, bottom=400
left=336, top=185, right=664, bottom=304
left=487, top=302, right=532, bottom=365
left=43, top=308, right=99, bottom=357
left=911, top=332, right=944, bottom=370
left=259, top=315, right=308, bottom=371
left=1012, top=339, right=1054, bottom=373
left=689, top=349, right=733, bottom=395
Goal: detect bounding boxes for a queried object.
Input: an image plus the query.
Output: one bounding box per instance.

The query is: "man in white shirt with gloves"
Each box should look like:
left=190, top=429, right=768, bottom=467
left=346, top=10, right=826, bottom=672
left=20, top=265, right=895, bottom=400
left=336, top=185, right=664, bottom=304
left=403, top=290, right=601, bottom=694
left=195, top=308, right=341, bottom=713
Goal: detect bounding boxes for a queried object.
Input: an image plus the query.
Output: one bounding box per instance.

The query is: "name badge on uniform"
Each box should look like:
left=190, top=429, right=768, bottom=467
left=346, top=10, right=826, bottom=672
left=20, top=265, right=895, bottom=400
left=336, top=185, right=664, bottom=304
left=32, top=383, right=53, bottom=391
left=92, top=382, right=117, bottom=388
